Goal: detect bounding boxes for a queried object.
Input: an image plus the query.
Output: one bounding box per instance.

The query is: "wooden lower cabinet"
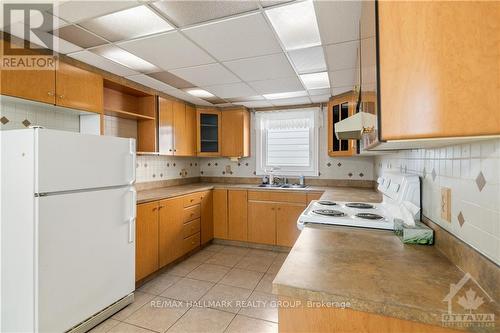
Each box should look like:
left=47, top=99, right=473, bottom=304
left=248, top=201, right=276, bottom=245
left=276, top=204, right=305, bottom=247
left=228, top=190, right=248, bottom=241
left=200, top=190, right=214, bottom=244
left=213, top=189, right=228, bottom=239
left=158, top=197, right=183, bottom=268
left=136, top=202, right=159, bottom=281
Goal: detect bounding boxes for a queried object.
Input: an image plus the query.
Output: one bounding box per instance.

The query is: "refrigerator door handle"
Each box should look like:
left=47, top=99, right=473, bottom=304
left=128, top=188, right=137, bottom=243
left=129, top=139, right=136, bottom=185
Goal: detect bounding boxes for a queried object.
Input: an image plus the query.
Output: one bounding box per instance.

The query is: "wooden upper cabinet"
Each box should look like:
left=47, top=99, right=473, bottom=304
left=1, top=65, right=56, bottom=104
left=227, top=190, right=248, bottom=241
left=221, top=108, right=250, bottom=158
left=136, top=202, right=159, bottom=281
left=173, top=100, right=186, bottom=155
left=158, top=97, right=175, bottom=155
left=183, top=104, right=197, bottom=156
left=327, top=92, right=357, bottom=157
left=55, top=62, right=103, bottom=113
left=197, top=108, right=222, bottom=157
left=377, top=1, right=500, bottom=139
left=276, top=203, right=305, bottom=247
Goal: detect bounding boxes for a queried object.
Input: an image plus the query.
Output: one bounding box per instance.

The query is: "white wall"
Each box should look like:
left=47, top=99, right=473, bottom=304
left=375, top=139, right=500, bottom=264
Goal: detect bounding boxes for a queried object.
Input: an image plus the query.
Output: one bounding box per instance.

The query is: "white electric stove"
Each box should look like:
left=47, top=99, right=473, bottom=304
left=297, top=172, right=421, bottom=230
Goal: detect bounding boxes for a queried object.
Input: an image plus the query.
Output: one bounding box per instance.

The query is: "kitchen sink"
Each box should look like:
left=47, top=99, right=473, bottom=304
left=257, top=184, right=282, bottom=188
left=257, top=184, right=308, bottom=189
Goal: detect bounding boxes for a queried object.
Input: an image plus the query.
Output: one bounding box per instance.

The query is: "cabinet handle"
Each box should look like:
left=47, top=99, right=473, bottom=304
left=153, top=207, right=157, bottom=211
left=159, top=205, right=165, bottom=209
left=58, top=95, right=64, bottom=99
left=174, top=149, right=177, bottom=152
left=271, top=207, right=275, bottom=210
left=277, top=207, right=281, bottom=210
left=47, top=92, right=54, bottom=96
left=190, top=199, right=194, bottom=202
left=190, top=213, right=194, bottom=217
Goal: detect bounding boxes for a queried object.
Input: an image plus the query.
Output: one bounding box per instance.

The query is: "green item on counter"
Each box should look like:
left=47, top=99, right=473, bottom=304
left=394, top=219, right=434, bottom=245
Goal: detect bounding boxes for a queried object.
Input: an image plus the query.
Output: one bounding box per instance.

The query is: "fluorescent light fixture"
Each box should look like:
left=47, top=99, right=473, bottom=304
left=92, top=45, right=159, bottom=73
left=288, top=46, right=327, bottom=74
left=263, top=91, right=307, bottom=100
left=265, top=0, right=321, bottom=51
left=184, top=88, right=215, bottom=98
left=300, top=72, right=330, bottom=90
left=79, top=6, right=174, bottom=42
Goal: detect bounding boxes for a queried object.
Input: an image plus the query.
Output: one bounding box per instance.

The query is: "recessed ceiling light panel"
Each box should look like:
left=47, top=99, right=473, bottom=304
left=184, top=88, right=215, bottom=98
left=300, top=72, right=330, bottom=90
left=92, top=45, right=159, bottom=73
left=265, top=0, right=321, bottom=51
left=263, top=91, right=307, bottom=100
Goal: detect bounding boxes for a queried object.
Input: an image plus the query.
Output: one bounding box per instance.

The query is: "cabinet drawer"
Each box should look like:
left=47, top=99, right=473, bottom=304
left=183, top=218, right=201, bottom=238
left=183, top=232, right=200, bottom=254
left=183, top=204, right=201, bottom=222
left=183, top=192, right=202, bottom=207
left=248, top=191, right=307, bottom=204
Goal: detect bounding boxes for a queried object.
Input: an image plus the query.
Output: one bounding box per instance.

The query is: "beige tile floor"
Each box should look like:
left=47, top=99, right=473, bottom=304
left=90, top=244, right=287, bottom=333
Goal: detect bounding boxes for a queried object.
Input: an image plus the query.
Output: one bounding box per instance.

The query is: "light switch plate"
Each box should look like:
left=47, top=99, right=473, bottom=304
left=441, top=187, right=451, bottom=222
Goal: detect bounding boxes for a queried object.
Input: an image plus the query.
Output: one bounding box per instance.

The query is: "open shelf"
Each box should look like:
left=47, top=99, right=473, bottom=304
left=104, top=108, right=155, bottom=120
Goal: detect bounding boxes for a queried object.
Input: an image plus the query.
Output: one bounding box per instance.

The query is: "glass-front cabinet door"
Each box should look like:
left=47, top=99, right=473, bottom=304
left=327, top=92, right=357, bottom=157
left=196, top=108, right=221, bottom=156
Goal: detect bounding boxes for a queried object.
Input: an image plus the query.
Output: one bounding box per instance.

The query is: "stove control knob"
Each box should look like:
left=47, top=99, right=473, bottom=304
left=377, top=177, right=384, bottom=185
left=385, top=179, right=391, bottom=188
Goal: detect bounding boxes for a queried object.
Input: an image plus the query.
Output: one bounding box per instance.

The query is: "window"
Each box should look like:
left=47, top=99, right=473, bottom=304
left=255, top=108, right=320, bottom=176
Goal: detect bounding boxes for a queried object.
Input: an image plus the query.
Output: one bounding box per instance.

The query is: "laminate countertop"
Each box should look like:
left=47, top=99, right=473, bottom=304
left=272, top=225, right=499, bottom=332
left=136, top=182, right=382, bottom=204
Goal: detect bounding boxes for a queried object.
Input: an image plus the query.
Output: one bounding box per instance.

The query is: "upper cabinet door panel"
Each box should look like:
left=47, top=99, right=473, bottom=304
left=378, top=1, right=500, bottom=140
left=55, top=62, right=103, bottom=113
left=184, top=104, right=197, bottom=157
left=173, top=100, right=186, bottom=155
left=158, top=97, right=175, bottom=155
left=197, top=108, right=221, bottom=157
left=221, top=109, right=250, bottom=158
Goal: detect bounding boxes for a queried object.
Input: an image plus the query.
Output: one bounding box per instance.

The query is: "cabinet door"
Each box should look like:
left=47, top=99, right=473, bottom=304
left=184, top=104, right=197, bottom=156
left=55, top=62, right=103, bottom=113
left=221, top=109, right=250, bottom=158
left=136, top=202, right=159, bottom=281
left=158, top=97, right=174, bottom=155
left=228, top=190, right=248, bottom=241
left=213, top=189, right=228, bottom=239
left=248, top=201, right=276, bottom=245
left=328, top=93, right=356, bottom=157
left=197, top=109, right=221, bottom=157
left=173, top=101, right=186, bottom=155
left=158, top=197, right=183, bottom=268
left=276, top=203, right=305, bottom=247
left=200, top=190, right=214, bottom=245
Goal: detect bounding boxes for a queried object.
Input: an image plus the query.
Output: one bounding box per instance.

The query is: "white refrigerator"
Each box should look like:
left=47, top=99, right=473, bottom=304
left=1, top=128, right=136, bottom=332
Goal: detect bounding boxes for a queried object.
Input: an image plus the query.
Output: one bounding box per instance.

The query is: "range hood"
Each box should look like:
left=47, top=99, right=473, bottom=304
left=334, top=112, right=377, bottom=140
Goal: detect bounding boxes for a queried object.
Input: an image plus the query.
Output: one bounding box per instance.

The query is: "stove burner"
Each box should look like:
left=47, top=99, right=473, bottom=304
left=355, top=213, right=383, bottom=220
left=346, top=203, right=374, bottom=209
left=313, top=209, right=345, bottom=217
left=317, top=200, right=337, bottom=206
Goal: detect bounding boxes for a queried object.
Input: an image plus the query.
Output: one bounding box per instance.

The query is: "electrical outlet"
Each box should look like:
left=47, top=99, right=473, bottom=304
left=225, top=165, right=232, bottom=173
left=441, top=187, right=451, bottom=222
left=180, top=168, right=188, bottom=178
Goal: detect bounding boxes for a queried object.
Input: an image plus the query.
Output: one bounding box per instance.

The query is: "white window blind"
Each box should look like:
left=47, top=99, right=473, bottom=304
left=256, top=108, right=319, bottom=176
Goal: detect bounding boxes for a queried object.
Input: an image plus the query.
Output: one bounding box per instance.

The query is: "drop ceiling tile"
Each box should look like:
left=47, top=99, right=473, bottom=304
left=203, top=82, right=257, bottom=99
left=164, top=88, right=213, bottom=106
left=248, top=77, right=303, bottom=95
left=152, top=0, right=259, bottom=27
left=127, top=74, right=175, bottom=91
left=310, top=94, right=330, bottom=103
left=227, top=96, right=265, bottom=102
left=315, top=1, right=361, bottom=45
left=332, top=85, right=353, bottom=96
left=234, top=100, right=273, bottom=108
left=183, top=12, right=282, bottom=61
left=79, top=6, right=173, bottom=42
left=68, top=50, right=139, bottom=76
left=92, top=45, right=160, bottom=73
left=119, top=31, right=215, bottom=70
left=223, top=53, right=295, bottom=82
left=308, top=88, right=330, bottom=96
left=148, top=71, right=195, bottom=89
left=51, top=36, right=83, bottom=54
left=329, top=69, right=356, bottom=88
left=204, top=96, right=227, bottom=104
left=215, top=103, right=236, bottom=108
left=325, top=40, right=359, bottom=71
left=52, top=25, right=107, bottom=48
left=288, top=46, right=327, bottom=74
left=271, top=96, right=311, bottom=106
left=260, top=0, right=294, bottom=8
left=51, top=1, right=140, bottom=24
left=170, top=63, right=240, bottom=87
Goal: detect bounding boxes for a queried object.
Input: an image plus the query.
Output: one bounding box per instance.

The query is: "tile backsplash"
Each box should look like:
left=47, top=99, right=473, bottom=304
left=103, top=115, right=137, bottom=139
left=201, top=109, right=374, bottom=181
left=136, top=155, right=200, bottom=183
left=375, top=139, right=500, bottom=264
left=0, top=95, right=80, bottom=132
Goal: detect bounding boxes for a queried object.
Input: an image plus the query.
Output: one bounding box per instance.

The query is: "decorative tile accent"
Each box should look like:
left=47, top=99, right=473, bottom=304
left=432, top=168, right=437, bottom=181
left=458, top=212, right=465, bottom=227
left=327, top=162, right=331, bottom=167
left=359, top=173, right=364, bottom=177
left=337, top=162, right=342, bottom=167
left=22, top=119, right=31, bottom=127
left=475, top=171, right=486, bottom=192
left=0, top=116, right=9, bottom=125
left=245, top=163, right=249, bottom=166
left=348, top=172, right=353, bottom=177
